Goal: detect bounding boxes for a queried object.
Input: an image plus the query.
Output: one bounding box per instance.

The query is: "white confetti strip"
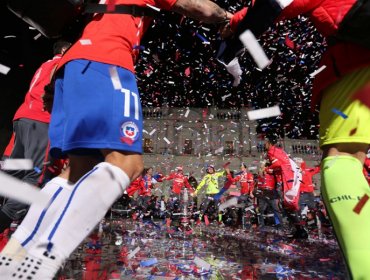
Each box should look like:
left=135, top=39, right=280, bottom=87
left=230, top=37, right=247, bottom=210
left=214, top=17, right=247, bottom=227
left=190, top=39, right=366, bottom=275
left=0, top=172, right=49, bottom=206
left=79, top=39, right=92, bottom=45
left=33, top=33, right=42, bottom=40
left=149, top=129, right=156, bottom=136
left=4, top=35, right=16, bottom=39
left=309, top=65, right=327, bottom=78
left=248, top=166, right=258, bottom=170
left=163, top=137, right=171, bottom=144
left=194, top=256, right=211, bottom=270
left=146, top=3, right=161, bottom=11
left=2, top=159, right=33, bottom=170
left=247, top=105, right=281, bottom=120
left=109, top=66, right=122, bottom=90
left=0, top=64, right=10, bottom=75
left=221, top=94, right=231, bottom=101
left=175, top=125, right=183, bottom=130
left=215, top=147, right=224, bottom=154
left=184, top=108, right=190, bottom=118
left=239, top=30, right=270, bottom=70
left=128, top=246, right=140, bottom=259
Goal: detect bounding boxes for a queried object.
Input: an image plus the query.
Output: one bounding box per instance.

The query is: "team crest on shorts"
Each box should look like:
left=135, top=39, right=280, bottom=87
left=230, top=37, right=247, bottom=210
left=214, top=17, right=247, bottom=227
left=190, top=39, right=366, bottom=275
left=120, top=121, right=139, bottom=145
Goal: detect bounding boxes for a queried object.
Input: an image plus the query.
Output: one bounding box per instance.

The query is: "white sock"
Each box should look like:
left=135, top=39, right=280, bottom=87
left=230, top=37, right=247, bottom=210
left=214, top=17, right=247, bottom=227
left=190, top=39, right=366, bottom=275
left=10, top=177, right=73, bottom=251
left=16, top=162, right=130, bottom=279
left=0, top=177, right=72, bottom=279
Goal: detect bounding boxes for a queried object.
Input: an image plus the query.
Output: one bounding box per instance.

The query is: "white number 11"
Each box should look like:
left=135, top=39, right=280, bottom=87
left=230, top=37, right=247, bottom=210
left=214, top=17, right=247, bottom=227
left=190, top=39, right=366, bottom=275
left=121, top=88, right=139, bottom=120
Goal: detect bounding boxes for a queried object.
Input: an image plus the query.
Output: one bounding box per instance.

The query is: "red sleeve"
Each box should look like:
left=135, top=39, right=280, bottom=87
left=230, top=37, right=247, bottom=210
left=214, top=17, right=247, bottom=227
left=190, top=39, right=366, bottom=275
left=310, top=166, right=320, bottom=175
left=153, top=0, right=178, bottom=10
left=230, top=7, right=248, bottom=32
left=228, top=174, right=240, bottom=183
left=277, top=0, right=324, bottom=21
left=184, top=177, right=194, bottom=192
left=163, top=173, right=175, bottom=181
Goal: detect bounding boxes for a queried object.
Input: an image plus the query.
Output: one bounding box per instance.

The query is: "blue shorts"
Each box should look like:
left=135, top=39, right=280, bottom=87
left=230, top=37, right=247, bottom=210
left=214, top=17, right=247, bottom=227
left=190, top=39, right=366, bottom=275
left=49, top=60, right=143, bottom=158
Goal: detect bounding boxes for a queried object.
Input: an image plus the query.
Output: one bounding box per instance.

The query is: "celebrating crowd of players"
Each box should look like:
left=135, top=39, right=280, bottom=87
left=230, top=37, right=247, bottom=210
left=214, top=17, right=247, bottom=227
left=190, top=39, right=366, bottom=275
left=117, top=135, right=326, bottom=239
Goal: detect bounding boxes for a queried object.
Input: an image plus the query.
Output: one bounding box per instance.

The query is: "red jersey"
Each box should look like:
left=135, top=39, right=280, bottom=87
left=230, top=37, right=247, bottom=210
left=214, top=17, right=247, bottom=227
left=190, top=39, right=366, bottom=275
left=127, top=176, right=144, bottom=196
left=57, top=0, right=177, bottom=73
left=257, top=172, right=276, bottom=191
left=163, top=172, right=193, bottom=195
left=13, top=55, right=62, bottom=124
left=140, top=174, right=155, bottom=196
left=267, top=145, right=302, bottom=211
left=227, top=171, right=254, bottom=195
left=300, top=162, right=320, bottom=193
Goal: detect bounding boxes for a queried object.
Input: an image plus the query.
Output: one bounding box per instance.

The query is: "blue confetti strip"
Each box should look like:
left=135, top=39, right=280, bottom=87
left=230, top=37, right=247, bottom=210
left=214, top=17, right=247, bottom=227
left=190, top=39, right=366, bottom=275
left=332, top=108, right=348, bottom=119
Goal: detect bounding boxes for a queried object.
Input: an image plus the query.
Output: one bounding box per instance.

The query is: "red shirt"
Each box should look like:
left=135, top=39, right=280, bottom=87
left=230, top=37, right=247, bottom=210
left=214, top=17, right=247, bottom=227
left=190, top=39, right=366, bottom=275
left=300, top=162, right=320, bottom=193
left=13, top=55, right=62, bottom=123
left=163, top=172, right=193, bottom=194
left=57, top=0, right=177, bottom=73
left=257, top=173, right=276, bottom=191
left=227, top=171, right=254, bottom=195
left=127, top=176, right=145, bottom=196
left=140, top=174, right=155, bottom=196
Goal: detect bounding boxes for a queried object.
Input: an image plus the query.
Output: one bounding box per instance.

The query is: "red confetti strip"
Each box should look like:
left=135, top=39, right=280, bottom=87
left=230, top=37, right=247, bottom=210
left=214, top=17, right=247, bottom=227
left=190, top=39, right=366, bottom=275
left=353, top=194, right=369, bottom=214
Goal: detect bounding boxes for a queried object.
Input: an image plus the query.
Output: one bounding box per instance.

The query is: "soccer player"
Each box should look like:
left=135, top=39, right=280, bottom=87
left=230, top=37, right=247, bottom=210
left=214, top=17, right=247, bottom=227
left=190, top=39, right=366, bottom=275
left=220, top=0, right=370, bottom=277
left=0, top=0, right=232, bottom=278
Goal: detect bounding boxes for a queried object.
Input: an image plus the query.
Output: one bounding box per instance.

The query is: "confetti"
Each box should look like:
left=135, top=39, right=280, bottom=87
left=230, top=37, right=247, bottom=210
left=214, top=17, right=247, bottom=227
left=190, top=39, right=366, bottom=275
left=309, top=65, right=326, bottom=77
left=247, top=105, right=281, bottom=120
left=194, top=256, right=211, bottom=270
left=0, top=64, right=11, bottom=75
left=184, top=108, right=190, bottom=118
left=331, top=108, right=348, bottom=119
left=79, top=39, right=92, bottom=45
left=149, top=128, right=157, bottom=136
left=353, top=194, right=369, bottom=214
left=163, top=137, right=171, bottom=144
left=0, top=172, right=49, bottom=207
left=239, top=30, right=271, bottom=70
left=33, top=33, right=42, bottom=40
left=2, top=159, right=33, bottom=170
left=146, top=3, right=161, bottom=11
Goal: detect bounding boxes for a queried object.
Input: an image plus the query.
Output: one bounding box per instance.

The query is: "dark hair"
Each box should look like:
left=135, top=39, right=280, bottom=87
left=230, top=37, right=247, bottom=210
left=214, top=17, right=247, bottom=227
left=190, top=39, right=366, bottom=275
left=53, top=40, right=71, bottom=55
left=265, top=131, right=279, bottom=145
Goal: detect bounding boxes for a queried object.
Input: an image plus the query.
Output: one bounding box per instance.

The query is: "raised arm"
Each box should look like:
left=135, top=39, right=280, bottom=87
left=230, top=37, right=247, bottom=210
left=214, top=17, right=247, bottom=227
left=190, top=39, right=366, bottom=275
left=171, top=0, right=232, bottom=24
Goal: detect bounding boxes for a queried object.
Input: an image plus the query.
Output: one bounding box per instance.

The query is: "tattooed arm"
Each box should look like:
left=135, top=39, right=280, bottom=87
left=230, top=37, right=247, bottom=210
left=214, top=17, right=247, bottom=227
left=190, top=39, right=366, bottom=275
left=171, top=0, right=232, bottom=24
